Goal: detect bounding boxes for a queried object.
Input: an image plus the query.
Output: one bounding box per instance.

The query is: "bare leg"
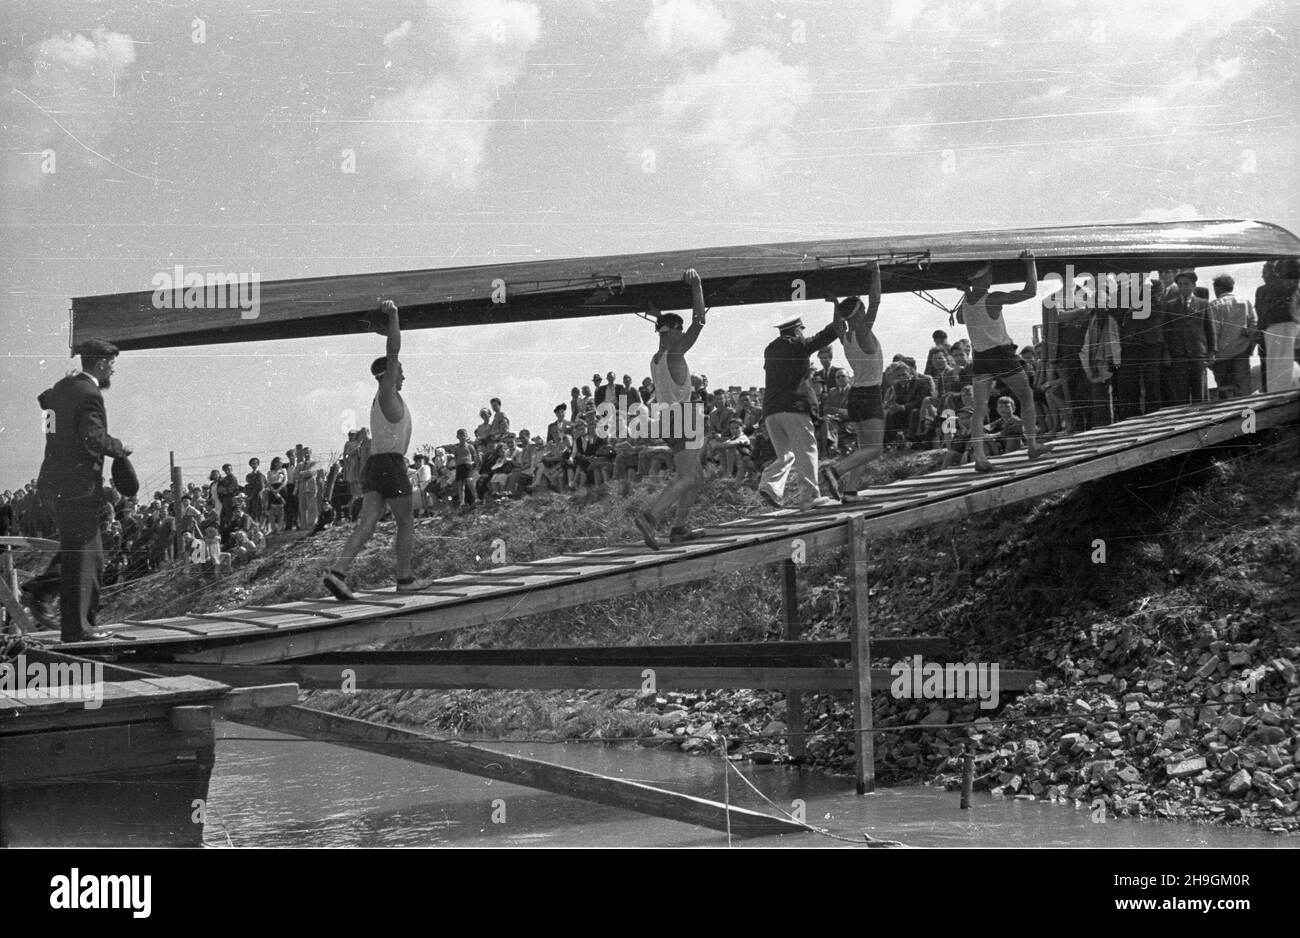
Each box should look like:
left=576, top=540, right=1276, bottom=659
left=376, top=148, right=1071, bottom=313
left=829, top=418, right=885, bottom=491
left=390, top=494, right=415, bottom=580
left=331, top=491, right=385, bottom=571
left=969, top=376, right=995, bottom=469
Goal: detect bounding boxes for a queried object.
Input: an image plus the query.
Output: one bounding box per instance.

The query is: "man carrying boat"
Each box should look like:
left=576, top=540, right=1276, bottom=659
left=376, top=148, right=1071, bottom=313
left=322, top=299, right=430, bottom=599
left=634, top=268, right=708, bottom=550
left=957, top=252, right=1051, bottom=473
left=821, top=260, right=886, bottom=500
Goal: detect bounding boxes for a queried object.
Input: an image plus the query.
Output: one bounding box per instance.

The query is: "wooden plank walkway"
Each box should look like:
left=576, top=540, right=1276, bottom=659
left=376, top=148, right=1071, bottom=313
left=46, top=390, right=1298, bottom=666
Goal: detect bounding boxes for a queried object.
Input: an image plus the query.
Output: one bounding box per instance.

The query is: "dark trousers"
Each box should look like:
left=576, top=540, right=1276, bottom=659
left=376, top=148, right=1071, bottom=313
left=29, top=495, right=105, bottom=640
left=1163, top=356, right=1205, bottom=406
left=1114, top=345, right=1163, bottom=420
left=1211, top=353, right=1251, bottom=398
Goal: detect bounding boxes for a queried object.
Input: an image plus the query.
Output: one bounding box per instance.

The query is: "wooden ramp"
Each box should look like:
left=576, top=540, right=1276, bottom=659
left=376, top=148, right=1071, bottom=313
left=51, top=389, right=1299, bottom=666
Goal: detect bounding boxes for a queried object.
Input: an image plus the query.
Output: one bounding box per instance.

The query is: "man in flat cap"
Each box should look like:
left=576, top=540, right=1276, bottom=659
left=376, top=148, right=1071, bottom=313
left=759, top=312, right=845, bottom=509
left=26, top=338, right=131, bottom=642
left=1162, top=270, right=1216, bottom=405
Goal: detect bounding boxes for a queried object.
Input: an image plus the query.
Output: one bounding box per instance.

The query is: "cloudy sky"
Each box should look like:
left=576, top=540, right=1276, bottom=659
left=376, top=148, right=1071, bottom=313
left=1, top=0, right=1295, bottom=491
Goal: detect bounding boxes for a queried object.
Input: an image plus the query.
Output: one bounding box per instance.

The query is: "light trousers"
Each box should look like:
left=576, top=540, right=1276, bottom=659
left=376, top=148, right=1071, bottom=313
left=1263, top=323, right=1298, bottom=393
left=760, top=412, right=820, bottom=507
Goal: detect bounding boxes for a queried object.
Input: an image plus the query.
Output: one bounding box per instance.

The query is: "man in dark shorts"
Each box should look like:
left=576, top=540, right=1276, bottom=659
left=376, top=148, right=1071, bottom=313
left=957, top=252, right=1050, bottom=472
left=323, top=300, right=429, bottom=600
left=634, top=268, right=708, bottom=549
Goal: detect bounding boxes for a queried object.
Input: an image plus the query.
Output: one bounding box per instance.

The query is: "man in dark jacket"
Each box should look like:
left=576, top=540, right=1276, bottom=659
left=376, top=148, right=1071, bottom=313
left=27, top=339, right=130, bottom=642
left=759, top=314, right=845, bottom=509
left=1162, top=271, right=1216, bottom=406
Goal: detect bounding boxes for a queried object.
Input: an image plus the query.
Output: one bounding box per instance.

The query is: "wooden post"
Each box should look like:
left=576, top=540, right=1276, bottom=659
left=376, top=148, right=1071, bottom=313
left=781, top=559, right=805, bottom=758
left=170, top=455, right=184, bottom=562
left=847, top=517, right=874, bottom=794
left=961, top=744, right=974, bottom=809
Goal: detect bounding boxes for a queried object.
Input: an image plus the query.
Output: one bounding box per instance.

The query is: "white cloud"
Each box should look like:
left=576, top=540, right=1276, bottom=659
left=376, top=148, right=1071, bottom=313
left=368, top=0, right=541, bottom=189
left=642, top=0, right=732, bottom=56
left=382, top=20, right=411, bottom=47
left=2, top=28, right=138, bottom=207
left=37, top=29, right=136, bottom=73
left=651, top=46, right=812, bottom=187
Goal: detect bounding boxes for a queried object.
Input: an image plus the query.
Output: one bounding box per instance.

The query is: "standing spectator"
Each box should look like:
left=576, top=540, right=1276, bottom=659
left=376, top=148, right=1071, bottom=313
left=283, top=449, right=300, bottom=530
left=546, top=404, right=569, bottom=444
left=26, top=338, right=130, bottom=641
left=451, top=428, right=478, bottom=507
left=297, top=448, right=320, bottom=531
left=758, top=313, right=844, bottom=509
left=413, top=454, right=433, bottom=515
left=1114, top=272, right=1168, bottom=419
left=474, top=408, right=493, bottom=447
left=1162, top=271, right=1216, bottom=405
left=245, top=457, right=266, bottom=523
left=488, top=398, right=511, bottom=442
left=1257, top=258, right=1300, bottom=392
left=1207, top=274, right=1256, bottom=398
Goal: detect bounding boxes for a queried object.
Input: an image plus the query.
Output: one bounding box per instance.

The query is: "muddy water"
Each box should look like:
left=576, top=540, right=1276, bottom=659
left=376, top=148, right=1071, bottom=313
left=205, top=723, right=1291, bottom=848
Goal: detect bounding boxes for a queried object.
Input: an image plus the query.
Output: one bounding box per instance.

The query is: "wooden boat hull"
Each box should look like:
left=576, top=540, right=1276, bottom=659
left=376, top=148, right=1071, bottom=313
left=69, top=219, right=1300, bottom=350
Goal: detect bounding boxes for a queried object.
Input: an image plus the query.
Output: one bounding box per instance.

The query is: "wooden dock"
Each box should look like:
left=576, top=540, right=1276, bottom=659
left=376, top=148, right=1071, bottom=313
left=0, top=647, right=296, bottom=846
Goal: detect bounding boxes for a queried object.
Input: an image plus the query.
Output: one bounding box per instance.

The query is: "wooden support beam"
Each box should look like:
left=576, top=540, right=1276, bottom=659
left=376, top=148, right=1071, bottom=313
left=213, top=683, right=300, bottom=715
left=781, top=560, right=806, bottom=758
left=147, top=661, right=1041, bottom=692
left=847, top=517, right=875, bottom=795
left=230, top=705, right=806, bottom=838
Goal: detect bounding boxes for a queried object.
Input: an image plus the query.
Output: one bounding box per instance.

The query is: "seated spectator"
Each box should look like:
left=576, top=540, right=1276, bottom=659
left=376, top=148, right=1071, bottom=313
left=713, top=416, right=754, bottom=479
left=985, top=395, right=1026, bottom=454
left=882, top=361, right=935, bottom=446
left=820, top=369, right=853, bottom=456
left=488, top=435, right=520, bottom=497
left=941, top=387, right=977, bottom=468
left=532, top=434, right=569, bottom=494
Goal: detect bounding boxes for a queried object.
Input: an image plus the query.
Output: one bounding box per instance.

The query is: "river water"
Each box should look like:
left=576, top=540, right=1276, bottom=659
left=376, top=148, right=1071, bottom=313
left=204, top=723, right=1291, bottom=848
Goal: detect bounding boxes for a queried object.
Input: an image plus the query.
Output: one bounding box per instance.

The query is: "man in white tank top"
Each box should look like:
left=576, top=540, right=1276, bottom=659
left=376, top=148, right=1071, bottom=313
left=634, top=268, right=708, bottom=549
left=821, top=261, right=885, bottom=499
left=323, top=299, right=429, bottom=599
left=957, top=251, right=1050, bottom=472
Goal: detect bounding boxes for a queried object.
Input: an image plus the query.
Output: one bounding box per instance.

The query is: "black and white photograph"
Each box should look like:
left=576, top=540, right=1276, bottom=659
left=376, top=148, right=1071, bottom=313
left=1, top=0, right=1297, bottom=892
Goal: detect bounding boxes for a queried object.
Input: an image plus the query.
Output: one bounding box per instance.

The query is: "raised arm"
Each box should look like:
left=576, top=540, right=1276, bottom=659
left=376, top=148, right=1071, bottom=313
left=988, top=250, right=1039, bottom=311
left=675, top=268, right=707, bottom=354
left=987, top=250, right=1040, bottom=305
left=376, top=299, right=404, bottom=423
